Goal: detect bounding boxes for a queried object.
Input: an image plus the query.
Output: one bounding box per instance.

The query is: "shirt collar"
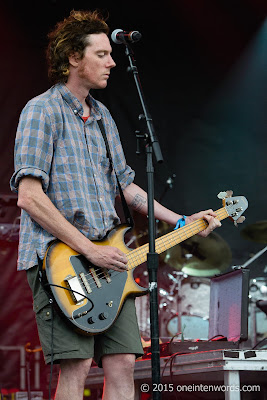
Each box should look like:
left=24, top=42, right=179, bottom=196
left=55, top=83, right=101, bottom=120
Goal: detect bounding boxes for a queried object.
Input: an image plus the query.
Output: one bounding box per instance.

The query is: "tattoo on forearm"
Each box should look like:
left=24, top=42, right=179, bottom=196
left=130, top=194, right=147, bottom=211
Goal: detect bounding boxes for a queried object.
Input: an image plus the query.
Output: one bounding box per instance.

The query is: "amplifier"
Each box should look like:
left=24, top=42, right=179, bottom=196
left=142, top=339, right=240, bottom=359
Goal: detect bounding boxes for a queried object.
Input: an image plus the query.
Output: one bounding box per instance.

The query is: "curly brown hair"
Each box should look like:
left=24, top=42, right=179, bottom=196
left=46, top=10, right=109, bottom=84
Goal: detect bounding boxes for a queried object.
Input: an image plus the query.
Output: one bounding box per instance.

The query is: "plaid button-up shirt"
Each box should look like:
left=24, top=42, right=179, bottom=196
left=10, top=83, right=135, bottom=271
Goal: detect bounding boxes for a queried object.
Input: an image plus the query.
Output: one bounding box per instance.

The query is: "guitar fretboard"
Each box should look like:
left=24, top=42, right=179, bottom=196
left=126, top=207, right=228, bottom=270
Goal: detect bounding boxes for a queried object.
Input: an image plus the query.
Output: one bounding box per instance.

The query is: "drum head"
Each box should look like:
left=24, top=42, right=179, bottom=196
left=167, top=314, right=209, bottom=340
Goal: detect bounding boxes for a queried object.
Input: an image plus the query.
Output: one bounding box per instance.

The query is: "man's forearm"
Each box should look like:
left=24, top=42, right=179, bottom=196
left=17, top=176, right=129, bottom=270
left=123, top=183, right=181, bottom=226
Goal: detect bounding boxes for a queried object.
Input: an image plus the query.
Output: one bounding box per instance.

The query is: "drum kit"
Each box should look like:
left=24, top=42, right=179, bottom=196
left=134, top=218, right=267, bottom=343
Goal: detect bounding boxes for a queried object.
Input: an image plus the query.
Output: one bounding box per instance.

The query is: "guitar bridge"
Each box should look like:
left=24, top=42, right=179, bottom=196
left=64, top=275, right=86, bottom=304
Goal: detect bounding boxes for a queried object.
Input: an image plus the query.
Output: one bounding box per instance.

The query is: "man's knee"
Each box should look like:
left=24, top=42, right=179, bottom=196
left=60, top=358, right=92, bottom=383
left=102, top=353, right=135, bottom=380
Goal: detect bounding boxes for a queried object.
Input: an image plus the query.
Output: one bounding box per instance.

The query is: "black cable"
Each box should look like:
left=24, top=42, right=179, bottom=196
left=39, top=281, right=94, bottom=399
left=252, top=337, right=267, bottom=350
left=44, top=283, right=94, bottom=313
left=49, top=300, right=54, bottom=400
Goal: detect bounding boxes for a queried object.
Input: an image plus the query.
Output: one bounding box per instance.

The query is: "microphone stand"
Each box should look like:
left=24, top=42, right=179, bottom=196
left=124, top=43, right=163, bottom=399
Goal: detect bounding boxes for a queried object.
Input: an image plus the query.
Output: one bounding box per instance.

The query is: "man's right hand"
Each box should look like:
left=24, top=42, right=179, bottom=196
left=85, top=244, right=128, bottom=272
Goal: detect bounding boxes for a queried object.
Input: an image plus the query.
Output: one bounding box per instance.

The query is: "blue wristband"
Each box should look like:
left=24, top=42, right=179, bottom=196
left=174, top=215, right=187, bottom=230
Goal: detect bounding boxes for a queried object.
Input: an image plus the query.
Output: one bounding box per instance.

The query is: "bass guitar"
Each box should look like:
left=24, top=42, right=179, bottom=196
left=43, top=191, right=248, bottom=334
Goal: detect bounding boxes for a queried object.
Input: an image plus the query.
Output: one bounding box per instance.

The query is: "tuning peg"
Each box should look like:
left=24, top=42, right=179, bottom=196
left=217, top=190, right=234, bottom=200
left=234, top=216, right=246, bottom=227
left=217, top=191, right=228, bottom=200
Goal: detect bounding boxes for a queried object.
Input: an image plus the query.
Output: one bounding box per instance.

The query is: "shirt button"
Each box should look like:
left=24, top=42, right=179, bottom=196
left=73, top=109, right=78, bottom=114
left=99, top=197, right=102, bottom=201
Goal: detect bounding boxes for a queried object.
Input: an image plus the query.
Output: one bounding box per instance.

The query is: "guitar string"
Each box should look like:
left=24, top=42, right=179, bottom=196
left=74, top=208, right=227, bottom=290
left=72, top=208, right=228, bottom=292
left=76, top=210, right=226, bottom=293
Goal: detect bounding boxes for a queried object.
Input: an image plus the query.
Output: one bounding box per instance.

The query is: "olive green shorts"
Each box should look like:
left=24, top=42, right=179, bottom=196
left=26, top=265, right=144, bottom=367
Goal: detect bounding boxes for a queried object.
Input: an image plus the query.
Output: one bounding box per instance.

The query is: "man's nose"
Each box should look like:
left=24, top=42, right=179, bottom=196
left=107, top=55, right=116, bottom=68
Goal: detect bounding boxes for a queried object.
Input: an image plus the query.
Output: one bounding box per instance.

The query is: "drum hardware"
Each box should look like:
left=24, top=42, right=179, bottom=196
left=239, top=246, right=267, bottom=269
left=238, top=221, right=267, bottom=345
left=164, top=271, right=187, bottom=337
left=257, top=300, right=267, bottom=316
left=248, top=277, right=267, bottom=346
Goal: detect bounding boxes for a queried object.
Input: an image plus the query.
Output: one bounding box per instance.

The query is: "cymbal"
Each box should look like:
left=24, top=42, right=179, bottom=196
left=161, top=232, right=232, bottom=277
left=241, top=221, right=267, bottom=244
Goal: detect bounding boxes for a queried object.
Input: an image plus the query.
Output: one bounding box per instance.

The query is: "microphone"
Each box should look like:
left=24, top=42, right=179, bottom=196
left=111, top=29, right=142, bottom=44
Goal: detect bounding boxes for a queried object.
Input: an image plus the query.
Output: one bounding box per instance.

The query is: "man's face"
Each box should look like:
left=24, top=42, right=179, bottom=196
left=76, top=33, right=116, bottom=90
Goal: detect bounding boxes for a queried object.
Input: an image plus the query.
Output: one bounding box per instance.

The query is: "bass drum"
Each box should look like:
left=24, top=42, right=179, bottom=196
left=167, top=314, right=209, bottom=340
left=179, top=277, right=210, bottom=318
left=166, top=277, right=210, bottom=339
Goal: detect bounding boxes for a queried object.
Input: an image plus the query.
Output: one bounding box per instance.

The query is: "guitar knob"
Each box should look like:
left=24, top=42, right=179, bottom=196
left=99, top=312, right=108, bottom=320
left=88, top=316, right=96, bottom=324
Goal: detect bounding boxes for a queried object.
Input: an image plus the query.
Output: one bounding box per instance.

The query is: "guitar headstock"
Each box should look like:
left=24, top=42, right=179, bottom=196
left=217, top=190, right=248, bottom=226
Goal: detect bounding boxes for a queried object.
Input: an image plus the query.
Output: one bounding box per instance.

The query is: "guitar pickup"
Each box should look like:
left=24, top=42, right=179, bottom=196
left=80, top=272, right=92, bottom=294
left=64, top=275, right=86, bottom=304
left=89, top=268, right=102, bottom=288
left=103, top=268, right=111, bottom=283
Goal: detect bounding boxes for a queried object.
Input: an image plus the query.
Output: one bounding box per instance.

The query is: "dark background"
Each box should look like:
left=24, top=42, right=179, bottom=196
left=0, top=0, right=266, bottom=395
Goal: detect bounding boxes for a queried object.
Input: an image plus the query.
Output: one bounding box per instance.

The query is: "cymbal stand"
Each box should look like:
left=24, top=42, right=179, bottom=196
left=240, top=245, right=267, bottom=269
left=167, top=271, right=187, bottom=337
left=249, top=300, right=257, bottom=348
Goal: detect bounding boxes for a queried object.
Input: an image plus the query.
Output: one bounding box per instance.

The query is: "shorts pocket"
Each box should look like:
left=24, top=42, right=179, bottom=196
left=34, top=299, right=81, bottom=357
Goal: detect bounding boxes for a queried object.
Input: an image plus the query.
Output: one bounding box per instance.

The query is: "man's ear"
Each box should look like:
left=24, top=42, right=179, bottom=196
left=68, top=52, right=80, bottom=67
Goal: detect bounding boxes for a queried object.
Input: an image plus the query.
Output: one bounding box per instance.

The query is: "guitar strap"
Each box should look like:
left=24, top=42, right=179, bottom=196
left=97, top=118, right=134, bottom=228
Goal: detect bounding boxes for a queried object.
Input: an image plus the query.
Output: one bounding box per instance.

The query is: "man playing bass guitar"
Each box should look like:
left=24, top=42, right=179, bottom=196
left=10, top=10, right=220, bottom=400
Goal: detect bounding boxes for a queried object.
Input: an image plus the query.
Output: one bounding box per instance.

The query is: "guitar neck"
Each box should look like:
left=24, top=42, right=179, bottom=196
left=127, top=207, right=228, bottom=270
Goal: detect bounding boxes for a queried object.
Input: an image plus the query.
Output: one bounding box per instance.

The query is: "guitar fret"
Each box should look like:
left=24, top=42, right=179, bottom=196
left=127, top=208, right=228, bottom=271
left=126, top=206, right=234, bottom=271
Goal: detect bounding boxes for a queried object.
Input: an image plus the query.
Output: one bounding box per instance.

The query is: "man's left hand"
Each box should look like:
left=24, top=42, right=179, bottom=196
left=186, top=209, right=221, bottom=237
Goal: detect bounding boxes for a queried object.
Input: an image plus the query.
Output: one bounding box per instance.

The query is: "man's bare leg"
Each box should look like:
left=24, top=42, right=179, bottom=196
left=102, top=353, right=136, bottom=400
left=54, top=358, right=92, bottom=400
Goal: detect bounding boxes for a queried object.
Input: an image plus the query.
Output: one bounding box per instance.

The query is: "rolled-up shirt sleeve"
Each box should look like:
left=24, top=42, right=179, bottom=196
left=10, top=102, right=54, bottom=193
